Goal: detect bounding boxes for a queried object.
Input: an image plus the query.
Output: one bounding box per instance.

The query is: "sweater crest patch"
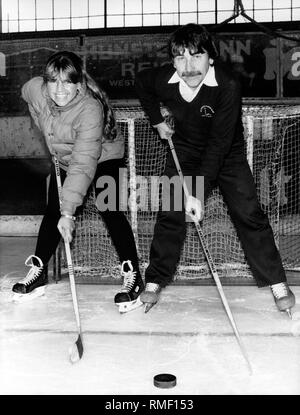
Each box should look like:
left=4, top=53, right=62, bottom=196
left=200, top=105, right=214, bottom=117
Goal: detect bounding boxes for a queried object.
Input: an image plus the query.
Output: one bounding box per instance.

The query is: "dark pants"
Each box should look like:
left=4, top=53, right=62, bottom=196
left=35, top=158, right=140, bottom=272
left=145, top=152, right=286, bottom=288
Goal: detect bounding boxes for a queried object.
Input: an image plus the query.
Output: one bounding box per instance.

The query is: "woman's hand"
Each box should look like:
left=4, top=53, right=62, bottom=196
left=57, top=216, right=75, bottom=243
left=153, top=121, right=174, bottom=141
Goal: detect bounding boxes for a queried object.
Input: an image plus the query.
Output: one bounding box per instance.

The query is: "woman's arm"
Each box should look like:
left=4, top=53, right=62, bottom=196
left=60, top=100, right=103, bottom=215
left=21, top=77, right=44, bottom=129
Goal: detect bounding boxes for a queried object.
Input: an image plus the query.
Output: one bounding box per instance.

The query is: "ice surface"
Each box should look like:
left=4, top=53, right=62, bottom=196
left=1, top=267, right=300, bottom=395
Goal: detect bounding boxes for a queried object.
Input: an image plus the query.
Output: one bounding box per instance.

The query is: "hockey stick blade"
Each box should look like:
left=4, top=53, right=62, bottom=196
left=69, top=334, right=83, bottom=363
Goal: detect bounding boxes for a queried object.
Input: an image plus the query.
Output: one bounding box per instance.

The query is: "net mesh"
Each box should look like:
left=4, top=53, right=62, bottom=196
left=68, top=103, right=300, bottom=282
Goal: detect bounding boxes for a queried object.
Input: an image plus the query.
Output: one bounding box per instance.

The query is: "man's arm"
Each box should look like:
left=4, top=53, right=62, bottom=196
left=135, top=65, right=170, bottom=126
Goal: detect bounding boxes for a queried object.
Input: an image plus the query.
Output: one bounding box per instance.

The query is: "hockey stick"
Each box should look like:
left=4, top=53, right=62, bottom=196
left=53, top=157, right=83, bottom=363
left=167, top=136, right=253, bottom=375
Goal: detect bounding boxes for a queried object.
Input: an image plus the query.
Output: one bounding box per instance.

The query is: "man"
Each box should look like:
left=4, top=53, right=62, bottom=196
left=135, top=23, right=295, bottom=316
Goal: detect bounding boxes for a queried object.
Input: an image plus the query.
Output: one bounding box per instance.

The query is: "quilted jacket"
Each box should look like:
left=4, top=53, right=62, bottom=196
left=22, top=76, right=124, bottom=215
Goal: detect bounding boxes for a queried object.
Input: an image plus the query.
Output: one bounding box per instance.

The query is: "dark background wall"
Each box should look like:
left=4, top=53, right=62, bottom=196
left=0, top=24, right=299, bottom=215
left=0, top=24, right=300, bottom=117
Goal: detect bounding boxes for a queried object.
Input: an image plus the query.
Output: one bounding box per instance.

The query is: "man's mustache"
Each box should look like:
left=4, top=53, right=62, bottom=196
left=182, top=71, right=202, bottom=77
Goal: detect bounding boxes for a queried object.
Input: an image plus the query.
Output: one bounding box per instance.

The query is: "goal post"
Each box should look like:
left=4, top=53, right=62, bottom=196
left=67, top=103, right=300, bottom=283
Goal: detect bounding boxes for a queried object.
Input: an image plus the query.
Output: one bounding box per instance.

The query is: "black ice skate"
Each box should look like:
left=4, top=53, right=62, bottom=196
left=12, top=255, right=47, bottom=302
left=114, top=260, right=144, bottom=313
left=140, top=282, right=161, bottom=313
left=270, top=282, right=295, bottom=319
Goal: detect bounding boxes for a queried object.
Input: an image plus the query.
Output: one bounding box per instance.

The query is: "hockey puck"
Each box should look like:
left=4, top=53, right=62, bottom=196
left=153, top=373, right=177, bottom=389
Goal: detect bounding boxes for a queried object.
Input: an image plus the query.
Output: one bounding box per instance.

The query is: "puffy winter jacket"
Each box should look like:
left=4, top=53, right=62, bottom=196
left=22, top=76, right=124, bottom=215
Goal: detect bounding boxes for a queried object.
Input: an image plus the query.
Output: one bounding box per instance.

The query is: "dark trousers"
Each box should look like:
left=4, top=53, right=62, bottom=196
left=35, top=158, right=140, bottom=272
left=145, top=152, right=286, bottom=288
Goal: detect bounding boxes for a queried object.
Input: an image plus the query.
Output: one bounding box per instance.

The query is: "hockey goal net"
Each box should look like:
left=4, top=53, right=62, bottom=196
left=65, top=103, right=300, bottom=283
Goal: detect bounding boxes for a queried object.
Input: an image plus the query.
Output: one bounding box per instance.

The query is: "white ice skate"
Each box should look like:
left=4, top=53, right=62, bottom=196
left=114, top=260, right=144, bottom=314
left=12, top=255, right=47, bottom=303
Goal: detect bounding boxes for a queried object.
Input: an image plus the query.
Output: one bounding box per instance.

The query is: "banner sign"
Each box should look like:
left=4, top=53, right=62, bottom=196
left=0, top=30, right=299, bottom=115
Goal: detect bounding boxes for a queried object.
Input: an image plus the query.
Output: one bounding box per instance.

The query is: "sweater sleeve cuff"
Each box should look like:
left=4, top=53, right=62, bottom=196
left=61, top=201, right=76, bottom=216
left=148, top=109, right=164, bottom=127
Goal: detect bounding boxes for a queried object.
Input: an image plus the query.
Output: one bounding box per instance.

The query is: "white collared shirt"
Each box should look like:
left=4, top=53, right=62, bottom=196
left=168, top=65, right=218, bottom=102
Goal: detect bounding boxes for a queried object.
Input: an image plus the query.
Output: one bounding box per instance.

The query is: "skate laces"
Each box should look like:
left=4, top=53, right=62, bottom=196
left=19, top=255, right=44, bottom=286
left=271, top=282, right=289, bottom=299
left=120, top=260, right=136, bottom=292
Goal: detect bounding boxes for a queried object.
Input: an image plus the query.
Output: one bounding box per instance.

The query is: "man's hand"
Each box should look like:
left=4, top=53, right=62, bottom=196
left=153, top=121, right=174, bottom=140
left=185, top=195, right=204, bottom=222
left=57, top=216, right=75, bottom=243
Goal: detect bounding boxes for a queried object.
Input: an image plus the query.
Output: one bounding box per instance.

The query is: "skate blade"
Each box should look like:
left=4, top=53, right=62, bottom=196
left=286, top=309, right=293, bottom=319
left=118, top=297, right=143, bottom=314
left=12, top=286, right=46, bottom=303
left=144, top=302, right=156, bottom=313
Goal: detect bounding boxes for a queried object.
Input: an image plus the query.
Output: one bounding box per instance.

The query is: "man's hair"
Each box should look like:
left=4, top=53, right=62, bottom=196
left=169, top=23, right=218, bottom=59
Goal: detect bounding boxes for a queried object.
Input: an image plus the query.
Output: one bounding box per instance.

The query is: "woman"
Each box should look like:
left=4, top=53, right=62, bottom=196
left=12, top=51, right=143, bottom=313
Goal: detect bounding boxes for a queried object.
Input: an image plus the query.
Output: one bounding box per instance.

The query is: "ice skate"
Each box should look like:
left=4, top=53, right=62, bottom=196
left=12, top=255, right=47, bottom=303
left=114, top=260, right=144, bottom=314
left=140, top=282, right=161, bottom=313
left=270, top=282, right=295, bottom=318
